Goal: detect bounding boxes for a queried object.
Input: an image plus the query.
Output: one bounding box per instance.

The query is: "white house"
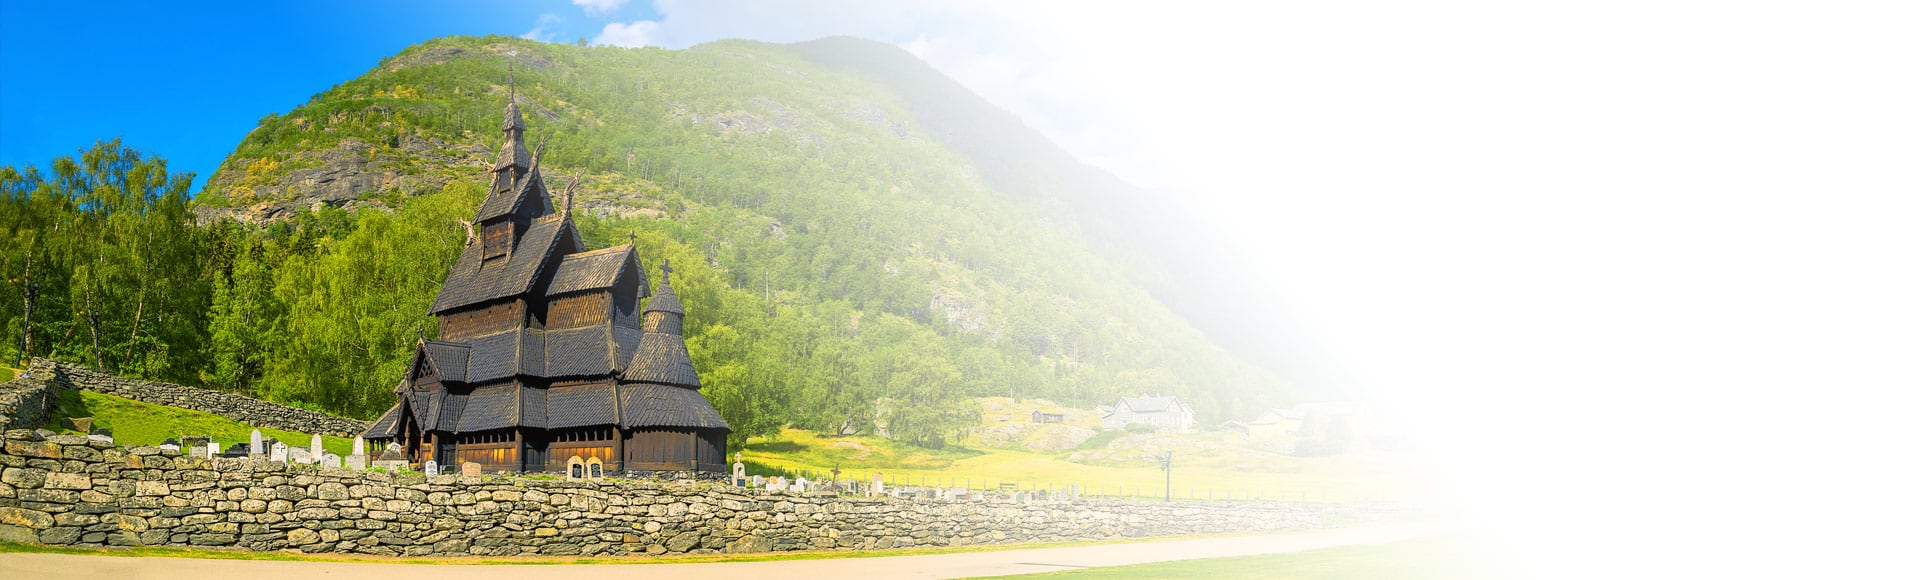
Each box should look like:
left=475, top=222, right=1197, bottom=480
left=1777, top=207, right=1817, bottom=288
left=1100, top=395, right=1195, bottom=431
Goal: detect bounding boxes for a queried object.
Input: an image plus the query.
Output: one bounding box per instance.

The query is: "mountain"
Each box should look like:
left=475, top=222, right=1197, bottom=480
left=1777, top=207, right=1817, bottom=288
left=188, top=35, right=1288, bottom=439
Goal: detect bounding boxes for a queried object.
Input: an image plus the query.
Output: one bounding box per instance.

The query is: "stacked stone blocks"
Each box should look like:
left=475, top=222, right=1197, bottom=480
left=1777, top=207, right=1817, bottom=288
left=0, top=428, right=1382, bottom=556
left=19, top=358, right=366, bottom=437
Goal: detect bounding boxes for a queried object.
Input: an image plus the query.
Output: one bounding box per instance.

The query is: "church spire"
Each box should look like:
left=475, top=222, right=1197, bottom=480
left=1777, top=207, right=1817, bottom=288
left=643, top=259, right=684, bottom=318
left=494, top=70, right=530, bottom=173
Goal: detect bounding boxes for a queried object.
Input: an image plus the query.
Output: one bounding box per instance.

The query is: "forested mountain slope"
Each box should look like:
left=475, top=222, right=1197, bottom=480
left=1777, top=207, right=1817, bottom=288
left=5, top=35, right=1286, bottom=446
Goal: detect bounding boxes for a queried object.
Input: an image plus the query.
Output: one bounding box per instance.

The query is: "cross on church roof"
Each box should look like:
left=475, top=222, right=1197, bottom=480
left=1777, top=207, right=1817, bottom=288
left=660, top=259, right=673, bottom=282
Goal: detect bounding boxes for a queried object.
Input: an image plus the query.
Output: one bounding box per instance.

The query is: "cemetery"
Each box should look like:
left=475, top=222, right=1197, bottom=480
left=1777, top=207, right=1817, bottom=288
left=0, top=358, right=1394, bottom=556
left=0, top=427, right=1388, bottom=556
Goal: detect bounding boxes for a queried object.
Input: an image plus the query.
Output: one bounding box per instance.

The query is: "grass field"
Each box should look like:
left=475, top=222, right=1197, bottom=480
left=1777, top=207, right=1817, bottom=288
left=967, top=533, right=1501, bottom=579
left=18, top=383, right=1421, bottom=503
left=40, top=388, right=355, bottom=457
left=739, top=427, right=1423, bottom=503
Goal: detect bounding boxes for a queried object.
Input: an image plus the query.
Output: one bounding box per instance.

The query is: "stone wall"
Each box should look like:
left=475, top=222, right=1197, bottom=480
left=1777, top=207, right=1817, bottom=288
left=0, top=428, right=1392, bottom=556
left=0, top=360, right=58, bottom=431
left=25, top=358, right=366, bottom=437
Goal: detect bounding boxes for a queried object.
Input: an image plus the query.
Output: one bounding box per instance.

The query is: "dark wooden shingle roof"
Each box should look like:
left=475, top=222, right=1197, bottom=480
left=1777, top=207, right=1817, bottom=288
left=428, top=216, right=577, bottom=314
left=422, top=341, right=470, bottom=382
left=546, top=383, right=618, bottom=428
left=542, top=326, right=613, bottom=377
left=435, top=390, right=467, bottom=433
left=466, top=330, right=524, bottom=383
left=519, top=385, right=547, bottom=429
left=502, top=99, right=525, bottom=132
left=641, top=270, right=683, bottom=315
left=621, top=332, right=700, bottom=387
left=546, top=245, right=645, bottom=297
left=455, top=382, right=520, bottom=432
left=619, top=383, right=730, bottom=430
left=365, top=402, right=405, bottom=439
left=409, top=390, right=436, bottom=430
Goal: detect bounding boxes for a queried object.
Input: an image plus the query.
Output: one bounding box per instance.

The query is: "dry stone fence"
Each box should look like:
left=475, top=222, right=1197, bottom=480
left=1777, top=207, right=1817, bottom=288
left=0, top=430, right=1389, bottom=555
left=0, top=359, right=1397, bottom=556
left=11, top=358, right=366, bottom=437
left=0, top=363, right=58, bottom=431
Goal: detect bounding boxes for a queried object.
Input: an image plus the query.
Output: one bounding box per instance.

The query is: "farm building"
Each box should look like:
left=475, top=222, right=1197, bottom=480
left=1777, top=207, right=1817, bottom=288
left=1099, top=395, right=1195, bottom=431
left=360, top=92, right=728, bottom=475
left=1240, top=402, right=1392, bottom=455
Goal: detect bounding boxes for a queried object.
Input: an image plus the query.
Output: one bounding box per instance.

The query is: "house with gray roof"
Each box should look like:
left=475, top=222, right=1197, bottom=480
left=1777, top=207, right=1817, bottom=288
left=1099, top=395, right=1195, bottom=431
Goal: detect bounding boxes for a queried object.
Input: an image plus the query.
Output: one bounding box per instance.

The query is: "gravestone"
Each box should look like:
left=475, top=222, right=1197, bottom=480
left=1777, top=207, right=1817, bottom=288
left=159, top=437, right=180, bottom=452
left=733, top=460, right=746, bottom=487
left=565, top=457, right=584, bottom=481
left=346, top=436, right=368, bottom=470
left=309, top=434, right=324, bottom=464
left=320, top=453, right=342, bottom=468
left=462, top=462, right=482, bottom=476
left=422, top=459, right=440, bottom=475
left=288, top=447, right=313, bottom=464
left=794, top=477, right=809, bottom=494
left=751, top=475, right=766, bottom=487
left=344, top=452, right=367, bottom=470
left=207, top=443, right=221, bottom=458
left=182, top=436, right=211, bottom=458
left=372, top=446, right=407, bottom=471
left=250, top=430, right=264, bottom=459
left=269, top=442, right=289, bottom=462
left=587, top=458, right=603, bottom=479
left=872, top=473, right=885, bottom=497
left=351, top=436, right=365, bottom=457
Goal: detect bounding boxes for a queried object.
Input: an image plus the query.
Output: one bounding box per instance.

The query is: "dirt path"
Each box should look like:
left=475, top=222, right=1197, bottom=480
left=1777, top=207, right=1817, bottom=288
left=0, top=522, right=1449, bottom=579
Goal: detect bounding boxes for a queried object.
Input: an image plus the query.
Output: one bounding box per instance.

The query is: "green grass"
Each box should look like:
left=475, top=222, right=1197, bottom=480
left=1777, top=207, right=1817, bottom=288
left=967, top=533, right=1502, bottom=579
left=1, top=366, right=16, bottom=382
left=740, top=428, right=1421, bottom=503
left=41, top=388, right=355, bottom=457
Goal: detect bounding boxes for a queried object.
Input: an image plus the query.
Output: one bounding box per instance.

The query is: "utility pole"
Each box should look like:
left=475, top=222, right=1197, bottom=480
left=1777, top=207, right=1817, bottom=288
left=1159, top=451, right=1173, bottom=502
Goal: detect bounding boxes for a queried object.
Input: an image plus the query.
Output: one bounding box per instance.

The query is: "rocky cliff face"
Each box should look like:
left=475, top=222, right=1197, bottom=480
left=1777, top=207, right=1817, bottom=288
left=195, top=136, right=487, bottom=224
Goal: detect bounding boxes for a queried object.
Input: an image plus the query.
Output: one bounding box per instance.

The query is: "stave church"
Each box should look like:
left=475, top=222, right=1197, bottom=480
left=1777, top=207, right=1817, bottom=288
left=360, top=90, right=729, bottom=475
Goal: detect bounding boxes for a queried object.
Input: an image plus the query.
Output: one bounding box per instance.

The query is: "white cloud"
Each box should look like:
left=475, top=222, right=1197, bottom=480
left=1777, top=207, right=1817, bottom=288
left=520, top=13, right=563, bottom=42
left=572, top=0, right=630, bottom=17
left=594, top=20, right=658, bottom=48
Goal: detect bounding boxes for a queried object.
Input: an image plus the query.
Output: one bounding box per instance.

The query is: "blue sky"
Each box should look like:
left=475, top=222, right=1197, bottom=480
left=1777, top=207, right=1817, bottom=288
left=0, top=1, right=652, bottom=188
left=2, top=4, right=1913, bottom=566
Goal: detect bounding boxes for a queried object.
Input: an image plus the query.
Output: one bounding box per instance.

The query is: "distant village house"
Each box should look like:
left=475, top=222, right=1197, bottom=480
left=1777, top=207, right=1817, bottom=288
left=1031, top=410, right=1065, bottom=424
left=1233, top=401, right=1393, bottom=455
left=1099, top=395, right=1195, bottom=431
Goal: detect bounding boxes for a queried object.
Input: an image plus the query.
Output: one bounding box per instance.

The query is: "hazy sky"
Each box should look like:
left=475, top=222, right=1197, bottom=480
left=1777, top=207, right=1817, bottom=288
left=3, top=2, right=1916, bottom=576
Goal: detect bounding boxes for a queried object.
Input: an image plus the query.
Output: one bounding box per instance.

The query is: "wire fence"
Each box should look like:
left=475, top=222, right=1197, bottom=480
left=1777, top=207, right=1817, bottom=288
left=734, top=465, right=1366, bottom=505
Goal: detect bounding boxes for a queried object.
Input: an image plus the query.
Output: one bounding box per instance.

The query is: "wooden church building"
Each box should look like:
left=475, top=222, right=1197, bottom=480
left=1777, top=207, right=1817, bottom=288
left=360, top=93, right=729, bottom=475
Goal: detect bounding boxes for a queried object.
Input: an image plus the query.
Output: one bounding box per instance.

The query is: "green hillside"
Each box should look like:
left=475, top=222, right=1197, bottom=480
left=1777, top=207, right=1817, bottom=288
left=2, top=35, right=1286, bottom=447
